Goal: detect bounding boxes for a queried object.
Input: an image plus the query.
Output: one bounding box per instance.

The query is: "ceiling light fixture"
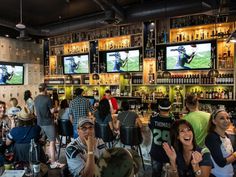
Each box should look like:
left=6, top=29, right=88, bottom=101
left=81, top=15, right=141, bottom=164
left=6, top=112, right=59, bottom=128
left=16, top=0, right=26, bottom=29
left=226, top=30, right=236, bottom=43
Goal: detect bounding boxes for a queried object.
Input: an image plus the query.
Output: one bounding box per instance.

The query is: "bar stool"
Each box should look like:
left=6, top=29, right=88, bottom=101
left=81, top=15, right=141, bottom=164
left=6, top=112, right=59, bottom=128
left=57, top=119, right=73, bottom=160
left=120, top=126, right=145, bottom=170
left=95, top=122, right=115, bottom=148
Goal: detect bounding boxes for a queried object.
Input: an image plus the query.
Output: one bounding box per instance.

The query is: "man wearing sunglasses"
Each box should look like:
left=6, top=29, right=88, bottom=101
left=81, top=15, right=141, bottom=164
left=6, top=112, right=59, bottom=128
left=65, top=117, right=105, bottom=177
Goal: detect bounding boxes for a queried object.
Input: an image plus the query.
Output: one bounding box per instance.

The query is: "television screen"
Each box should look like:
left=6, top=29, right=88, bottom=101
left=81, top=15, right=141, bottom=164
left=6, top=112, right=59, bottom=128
left=165, top=42, right=213, bottom=71
left=106, top=49, right=140, bottom=72
left=63, top=54, right=89, bottom=74
left=0, top=63, right=24, bottom=85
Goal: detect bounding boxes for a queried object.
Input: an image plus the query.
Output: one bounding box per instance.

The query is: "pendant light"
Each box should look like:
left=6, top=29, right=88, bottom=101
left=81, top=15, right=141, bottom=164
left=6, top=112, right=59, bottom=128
left=16, top=0, right=26, bottom=29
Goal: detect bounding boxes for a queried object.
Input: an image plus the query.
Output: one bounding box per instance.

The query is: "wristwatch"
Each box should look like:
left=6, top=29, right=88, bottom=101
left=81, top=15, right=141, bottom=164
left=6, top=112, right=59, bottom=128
left=194, top=169, right=202, bottom=176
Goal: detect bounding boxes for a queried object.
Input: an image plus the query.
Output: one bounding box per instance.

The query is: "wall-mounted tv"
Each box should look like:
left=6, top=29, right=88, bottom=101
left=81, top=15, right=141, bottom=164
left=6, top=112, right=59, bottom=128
left=105, top=49, right=141, bottom=72
left=0, top=62, right=24, bottom=85
left=62, top=54, right=89, bottom=74
left=165, top=40, right=216, bottom=71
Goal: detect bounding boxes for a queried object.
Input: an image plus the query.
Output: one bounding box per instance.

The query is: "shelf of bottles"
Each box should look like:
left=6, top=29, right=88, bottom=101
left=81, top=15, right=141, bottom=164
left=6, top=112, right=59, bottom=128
left=79, top=85, right=100, bottom=97
left=156, top=73, right=234, bottom=85
left=49, top=34, right=72, bottom=46
left=98, top=35, right=131, bottom=51
left=81, top=75, right=90, bottom=85
left=169, top=22, right=234, bottom=43
left=48, top=23, right=142, bottom=53
left=132, top=85, right=169, bottom=103
left=71, top=23, right=142, bottom=42
left=170, top=14, right=227, bottom=29
left=48, top=56, right=63, bottom=76
left=132, top=74, right=143, bottom=84
left=156, top=47, right=165, bottom=71
left=186, top=85, right=233, bottom=100
left=119, top=74, right=131, bottom=97
left=217, top=41, right=234, bottom=70
left=143, top=59, right=156, bottom=84
left=49, top=34, right=71, bottom=55
left=44, top=76, right=65, bottom=85
left=99, top=73, right=120, bottom=85
left=50, top=46, right=64, bottom=56
left=64, top=41, right=90, bottom=55
left=144, top=21, right=156, bottom=58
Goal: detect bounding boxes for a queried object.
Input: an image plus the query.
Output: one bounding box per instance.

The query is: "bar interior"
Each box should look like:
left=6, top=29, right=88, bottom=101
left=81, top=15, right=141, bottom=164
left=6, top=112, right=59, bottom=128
left=0, top=0, right=236, bottom=176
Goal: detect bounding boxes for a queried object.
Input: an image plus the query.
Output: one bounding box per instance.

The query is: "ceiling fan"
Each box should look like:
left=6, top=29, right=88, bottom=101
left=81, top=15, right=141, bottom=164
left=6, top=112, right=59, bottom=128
left=16, top=0, right=26, bottom=29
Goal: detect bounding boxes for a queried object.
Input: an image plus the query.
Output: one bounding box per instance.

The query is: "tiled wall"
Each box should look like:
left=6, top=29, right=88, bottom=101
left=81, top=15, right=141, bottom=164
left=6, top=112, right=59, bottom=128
left=0, top=37, right=44, bottom=108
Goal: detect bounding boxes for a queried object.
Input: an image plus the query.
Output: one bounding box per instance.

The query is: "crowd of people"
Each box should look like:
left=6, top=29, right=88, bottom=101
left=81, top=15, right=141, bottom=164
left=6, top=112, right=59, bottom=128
left=150, top=95, right=236, bottom=177
left=0, top=83, right=235, bottom=177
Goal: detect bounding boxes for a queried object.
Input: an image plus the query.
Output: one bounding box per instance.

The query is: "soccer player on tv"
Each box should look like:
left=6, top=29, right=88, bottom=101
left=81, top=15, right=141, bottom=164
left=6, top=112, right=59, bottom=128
left=172, top=45, right=196, bottom=69
left=112, top=52, right=128, bottom=72
left=66, top=57, right=79, bottom=74
left=0, top=65, right=14, bottom=84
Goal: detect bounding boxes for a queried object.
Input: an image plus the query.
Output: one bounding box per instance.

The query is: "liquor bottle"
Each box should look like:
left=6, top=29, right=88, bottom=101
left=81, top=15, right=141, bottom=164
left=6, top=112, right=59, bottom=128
left=148, top=64, right=155, bottom=84
left=205, top=90, right=209, bottom=99
left=218, top=89, right=222, bottom=99
left=196, top=74, right=200, bottom=84
left=221, top=74, right=225, bottom=84
left=201, top=74, right=204, bottom=84
left=224, top=90, right=229, bottom=99
left=132, top=76, right=136, bottom=84
left=230, top=74, right=234, bottom=84
left=199, top=90, right=204, bottom=99
left=216, top=74, right=220, bottom=84
left=208, top=89, right=212, bottom=99
left=215, top=88, right=219, bottom=99
left=221, top=89, right=225, bottom=99
left=228, top=88, right=233, bottom=99
left=29, top=139, right=39, bottom=174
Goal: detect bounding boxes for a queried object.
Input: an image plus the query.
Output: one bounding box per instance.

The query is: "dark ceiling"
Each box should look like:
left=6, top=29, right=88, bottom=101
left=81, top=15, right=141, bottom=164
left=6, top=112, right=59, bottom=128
left=0, top=0, right=235, bottom=40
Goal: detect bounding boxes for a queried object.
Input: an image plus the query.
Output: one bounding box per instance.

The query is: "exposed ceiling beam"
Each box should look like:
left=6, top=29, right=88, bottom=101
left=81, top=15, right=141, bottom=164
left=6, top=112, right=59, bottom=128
left=0, top=0, right=229, bottom=38
left=92, top=0, right=125, bottom=21
left=92, top=0, right=107, bottom=11
left=100, top=0, right=125, bottom=20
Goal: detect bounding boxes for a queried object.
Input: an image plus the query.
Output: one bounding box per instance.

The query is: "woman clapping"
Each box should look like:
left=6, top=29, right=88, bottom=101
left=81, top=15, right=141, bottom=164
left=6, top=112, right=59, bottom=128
left=163, top=119, right=212, bottom=177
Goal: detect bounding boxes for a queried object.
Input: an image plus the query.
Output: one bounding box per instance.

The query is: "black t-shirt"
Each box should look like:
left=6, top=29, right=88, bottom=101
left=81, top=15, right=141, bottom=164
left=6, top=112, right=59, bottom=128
left=176, top=147, right=213, bottom=177
left=149, top=112, right=175, bottom=162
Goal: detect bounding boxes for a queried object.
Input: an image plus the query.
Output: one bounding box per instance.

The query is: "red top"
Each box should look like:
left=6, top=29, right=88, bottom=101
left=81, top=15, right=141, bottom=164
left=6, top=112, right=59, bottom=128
left=102, top=96, right=118, bottom=113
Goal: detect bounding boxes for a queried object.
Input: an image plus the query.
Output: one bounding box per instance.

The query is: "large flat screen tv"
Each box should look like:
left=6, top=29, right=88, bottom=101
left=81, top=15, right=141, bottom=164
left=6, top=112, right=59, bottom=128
left=0, top=62, right=24, bottom=85
left=106, top=49, right=141, bottom=72
left=165, top=40, right=215, bottom=71
left=62, top=54, right=89, bottom=74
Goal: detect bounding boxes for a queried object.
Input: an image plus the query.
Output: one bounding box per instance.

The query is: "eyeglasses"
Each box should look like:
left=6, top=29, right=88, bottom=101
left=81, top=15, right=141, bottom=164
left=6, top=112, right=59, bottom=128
left=79, top=126, right=94, bottom=132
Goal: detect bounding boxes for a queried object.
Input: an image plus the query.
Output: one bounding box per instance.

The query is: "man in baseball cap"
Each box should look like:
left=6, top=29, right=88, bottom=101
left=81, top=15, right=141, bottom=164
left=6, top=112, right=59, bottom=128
left=149, top=99, right=175, bottom=177
left=77, top=116, right=93, bottom=128
left=38, top=83, right=47, bottom=90
left=65, top=117, right=105, bottom=177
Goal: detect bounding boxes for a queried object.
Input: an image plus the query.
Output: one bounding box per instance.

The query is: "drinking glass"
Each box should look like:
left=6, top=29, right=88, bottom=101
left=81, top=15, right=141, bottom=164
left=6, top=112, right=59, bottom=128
left=24, top=166, right=33, bottom=177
